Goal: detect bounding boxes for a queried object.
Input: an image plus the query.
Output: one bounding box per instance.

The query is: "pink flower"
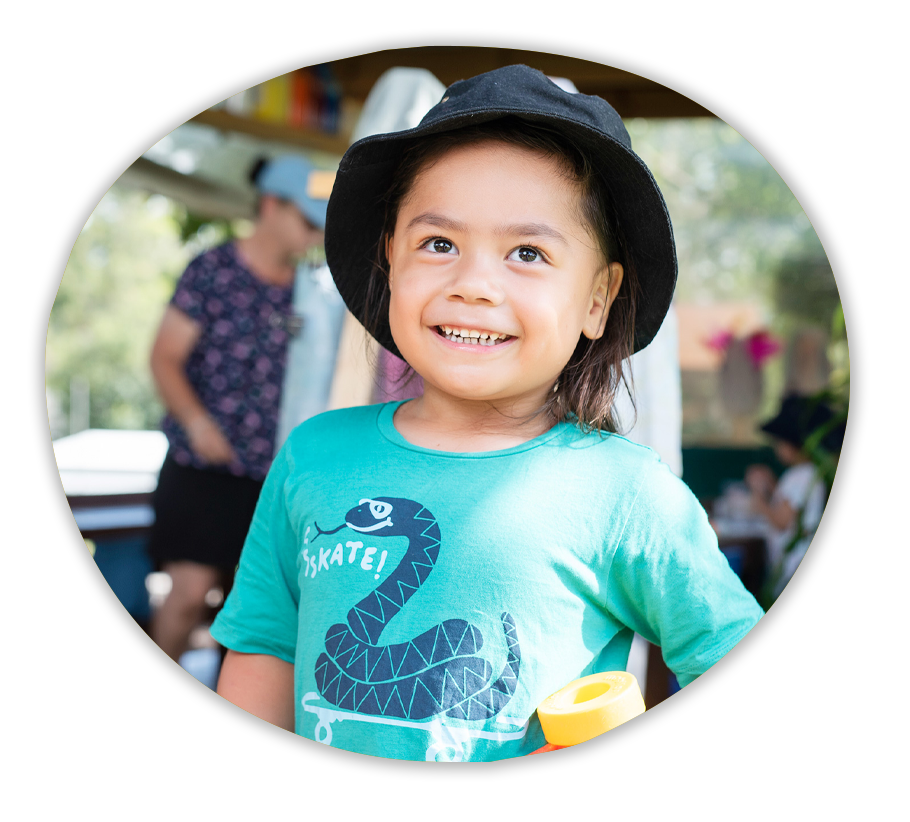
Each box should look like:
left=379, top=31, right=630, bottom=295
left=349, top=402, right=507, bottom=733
left=744, top=331, right=781, bottom=367
left=706, top=330, right=735, bottom=352
left=704, top=327, right=782, bottom=368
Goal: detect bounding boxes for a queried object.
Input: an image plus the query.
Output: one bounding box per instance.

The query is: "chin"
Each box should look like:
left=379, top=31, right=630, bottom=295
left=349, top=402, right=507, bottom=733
left=435, top=383, right=502, bottom=402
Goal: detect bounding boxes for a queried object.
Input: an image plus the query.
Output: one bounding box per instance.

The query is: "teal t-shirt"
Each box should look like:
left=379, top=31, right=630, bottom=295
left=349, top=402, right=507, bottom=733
left=211, top=401, right=763, bottom=761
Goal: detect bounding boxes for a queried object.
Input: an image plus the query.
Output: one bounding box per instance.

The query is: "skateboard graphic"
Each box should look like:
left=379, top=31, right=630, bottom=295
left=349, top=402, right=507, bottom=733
left=301, top=692, right=529, bottom=761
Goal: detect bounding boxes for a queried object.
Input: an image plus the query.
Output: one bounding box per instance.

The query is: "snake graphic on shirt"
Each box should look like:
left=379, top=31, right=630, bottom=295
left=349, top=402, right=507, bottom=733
left=311, top=497, right=521, bottom=721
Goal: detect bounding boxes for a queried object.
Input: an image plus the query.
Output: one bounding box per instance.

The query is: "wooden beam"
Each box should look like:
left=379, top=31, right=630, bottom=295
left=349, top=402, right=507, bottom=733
left=327, top=46, right=714, bottom=118
left=119, top=157, right=255, bottom=220
left=181, top=48, right=710, bottom=161
left=190, top=108, right=356, bottom=156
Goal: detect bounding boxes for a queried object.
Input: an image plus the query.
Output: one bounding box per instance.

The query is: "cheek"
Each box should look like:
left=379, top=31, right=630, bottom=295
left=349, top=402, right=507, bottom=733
left=387, top=281, right=421, bottom=341
left=390, top=263, right=431, bottom=308
left=514, top=287, right=584, bottom=339
left=387, top=287, right=403, bottom=330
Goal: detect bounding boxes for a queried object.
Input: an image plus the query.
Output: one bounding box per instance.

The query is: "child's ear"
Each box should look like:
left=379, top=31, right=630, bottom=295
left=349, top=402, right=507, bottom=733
left=582, top=262, right=624, bottom=340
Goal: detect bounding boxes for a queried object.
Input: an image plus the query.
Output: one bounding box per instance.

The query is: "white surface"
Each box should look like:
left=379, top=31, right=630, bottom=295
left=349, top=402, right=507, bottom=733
left=350, top=67, right=446, bottom=142
left=70, top=504, right=156, bottom=531
left=614, top=305, right=683, bottom=476
left=626, top=633, right=650, bottom=696
left=53, top=429, right=167, bottom=496
left=56, top=470, right=161, bottom=497
left=711, top=516, right=770, bottom=542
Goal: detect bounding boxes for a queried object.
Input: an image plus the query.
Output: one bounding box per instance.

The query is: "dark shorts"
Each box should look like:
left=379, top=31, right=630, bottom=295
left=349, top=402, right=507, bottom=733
left=147, top=454, right=264, bottom=572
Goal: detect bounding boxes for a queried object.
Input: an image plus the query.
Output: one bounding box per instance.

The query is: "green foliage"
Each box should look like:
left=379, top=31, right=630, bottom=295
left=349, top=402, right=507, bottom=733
left=827, top=302, right=849, bottom=389
left=773, top=255, right=841, bottom=331
left=626, top=117, right=824, bottom=307
left=177, top=210, right=233, bottom=245
left=46, top=186, right=192, bottom=436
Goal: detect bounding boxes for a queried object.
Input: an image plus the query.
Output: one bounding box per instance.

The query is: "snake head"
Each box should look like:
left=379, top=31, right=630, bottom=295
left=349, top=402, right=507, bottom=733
left=344, top=497, right=425, bottom=536
left=344, top=498, right=395, bottom=533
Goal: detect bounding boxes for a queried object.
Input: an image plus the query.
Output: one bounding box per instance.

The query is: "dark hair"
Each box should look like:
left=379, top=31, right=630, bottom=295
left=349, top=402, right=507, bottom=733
left=363, top=118, right=640, bottom=433
left=248, top=156, right=269, bottom=187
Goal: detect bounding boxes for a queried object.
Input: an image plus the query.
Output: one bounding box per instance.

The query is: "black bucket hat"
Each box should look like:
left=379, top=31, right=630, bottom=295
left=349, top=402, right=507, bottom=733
left=325, top=63, right=678, bottom=356
left=760, top=394, right=845, bottom=453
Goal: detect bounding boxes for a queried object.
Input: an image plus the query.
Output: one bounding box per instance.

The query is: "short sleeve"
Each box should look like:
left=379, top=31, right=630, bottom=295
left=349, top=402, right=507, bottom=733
left=169, top=253, right=213, bottom=324
left=605, top=458, right=764, bottom=687
left=775, top=465, right=821, bottom=509
left=210, top=445, right=301, bottom=663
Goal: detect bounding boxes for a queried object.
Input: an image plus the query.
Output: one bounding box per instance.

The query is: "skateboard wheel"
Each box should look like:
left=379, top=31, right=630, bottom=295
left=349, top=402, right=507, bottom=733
left=537, top=671, right=646, bottom=747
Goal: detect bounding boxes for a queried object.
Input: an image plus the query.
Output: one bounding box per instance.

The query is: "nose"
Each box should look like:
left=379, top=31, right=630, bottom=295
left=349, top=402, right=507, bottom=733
left=444, top=254, right=505, bottom=305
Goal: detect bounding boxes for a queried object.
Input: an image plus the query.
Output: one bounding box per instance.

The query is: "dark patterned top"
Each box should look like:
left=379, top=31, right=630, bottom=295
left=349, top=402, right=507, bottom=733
left=161, top=242, right=294, bottom=481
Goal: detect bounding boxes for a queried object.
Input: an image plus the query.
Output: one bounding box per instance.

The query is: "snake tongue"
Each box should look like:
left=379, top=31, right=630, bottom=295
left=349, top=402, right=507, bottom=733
left=314, top=521, right=346, bottom=536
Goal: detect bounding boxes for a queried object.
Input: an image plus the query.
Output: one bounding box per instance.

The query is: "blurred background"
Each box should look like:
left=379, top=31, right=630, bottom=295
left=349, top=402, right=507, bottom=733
left=47, top=46, right=847, bottom=705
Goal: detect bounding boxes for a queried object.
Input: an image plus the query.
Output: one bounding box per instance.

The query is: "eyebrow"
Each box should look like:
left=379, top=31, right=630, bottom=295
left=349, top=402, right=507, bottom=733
left=406, top=212, right=568, bottom=246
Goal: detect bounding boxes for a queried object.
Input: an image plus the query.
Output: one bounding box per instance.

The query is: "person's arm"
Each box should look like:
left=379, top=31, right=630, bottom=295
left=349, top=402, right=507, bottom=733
left=745, top=464, right=796, bottom=530
left=210, top=445, right=301, bottom=731
left=217, top=650, right=295, bottom=732
left=149, top=305, right=236, bottom=464
left=750, top=492, right=797, bottom=531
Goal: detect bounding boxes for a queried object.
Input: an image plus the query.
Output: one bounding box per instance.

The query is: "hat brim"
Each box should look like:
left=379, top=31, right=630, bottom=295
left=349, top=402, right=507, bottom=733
left=326, top=100, right=676, bottom=359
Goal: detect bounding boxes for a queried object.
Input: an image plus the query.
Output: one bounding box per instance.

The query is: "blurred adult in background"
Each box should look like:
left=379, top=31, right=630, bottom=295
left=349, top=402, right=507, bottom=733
left=746, top=394, right=844, bottom=598
left=147, top=155, right=326, bottom=662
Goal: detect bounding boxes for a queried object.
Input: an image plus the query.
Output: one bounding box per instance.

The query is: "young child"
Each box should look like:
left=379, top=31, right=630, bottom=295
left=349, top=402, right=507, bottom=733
left=746, top=393, right=842, bottom=599
left=211, top=65, right=764, bottom=761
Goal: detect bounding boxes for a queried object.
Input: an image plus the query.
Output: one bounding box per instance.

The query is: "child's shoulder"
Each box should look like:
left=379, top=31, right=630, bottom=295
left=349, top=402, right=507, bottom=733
left=569, top=425, right=689, bottom=491
left=287, top=403, right=384, bottom=442
left=547, top=425, right=696, bottom=520
left=559, top=424, right=665, bottom=471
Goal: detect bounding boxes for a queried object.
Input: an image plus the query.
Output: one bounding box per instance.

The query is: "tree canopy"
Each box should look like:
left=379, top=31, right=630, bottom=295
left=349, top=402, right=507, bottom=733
left=627, top=117, right=833, bottom=316
left=46, top=187, right=226, bottom=437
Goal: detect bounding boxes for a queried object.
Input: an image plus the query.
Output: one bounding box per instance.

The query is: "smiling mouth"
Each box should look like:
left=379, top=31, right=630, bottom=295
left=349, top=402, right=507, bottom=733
left=435, top=325, right=514, bottom=346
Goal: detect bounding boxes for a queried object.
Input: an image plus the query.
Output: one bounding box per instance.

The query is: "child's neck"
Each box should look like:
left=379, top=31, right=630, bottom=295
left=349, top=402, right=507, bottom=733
left=392, top=389, right=556, bottom=453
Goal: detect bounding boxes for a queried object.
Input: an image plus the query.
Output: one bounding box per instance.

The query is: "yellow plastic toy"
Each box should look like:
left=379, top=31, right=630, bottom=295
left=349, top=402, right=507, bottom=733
left=531, top=671, right=646, bottom=754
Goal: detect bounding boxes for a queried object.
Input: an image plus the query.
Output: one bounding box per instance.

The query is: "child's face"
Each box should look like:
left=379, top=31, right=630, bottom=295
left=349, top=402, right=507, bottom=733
left=773, top=439, right=805, bottom=466
left=386, top=141, right=623, bottom=411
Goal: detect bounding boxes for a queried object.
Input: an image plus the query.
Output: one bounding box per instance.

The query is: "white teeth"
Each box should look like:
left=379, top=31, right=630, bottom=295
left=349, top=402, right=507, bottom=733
left=439, top=325, right=510, bottom=344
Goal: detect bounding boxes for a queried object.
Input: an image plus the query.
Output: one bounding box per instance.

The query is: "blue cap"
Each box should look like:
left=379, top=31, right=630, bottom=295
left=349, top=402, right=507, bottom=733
left=255, top=155, right=328, bottom=230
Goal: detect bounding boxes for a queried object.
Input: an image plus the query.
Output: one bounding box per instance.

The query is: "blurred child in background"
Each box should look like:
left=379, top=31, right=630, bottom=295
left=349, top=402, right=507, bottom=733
left=746, top=394, right=844, bottom=598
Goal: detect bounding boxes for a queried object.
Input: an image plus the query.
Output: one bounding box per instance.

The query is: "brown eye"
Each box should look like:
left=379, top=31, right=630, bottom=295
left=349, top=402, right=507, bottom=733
left=431, top=239, right=454, bottom=253
left=516, top=247, right=539, bottom=263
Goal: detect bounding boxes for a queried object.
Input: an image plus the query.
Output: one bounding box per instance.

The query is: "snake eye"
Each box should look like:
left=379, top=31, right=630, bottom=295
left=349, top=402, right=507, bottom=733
left=360, top=499, right=393, bottom=520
